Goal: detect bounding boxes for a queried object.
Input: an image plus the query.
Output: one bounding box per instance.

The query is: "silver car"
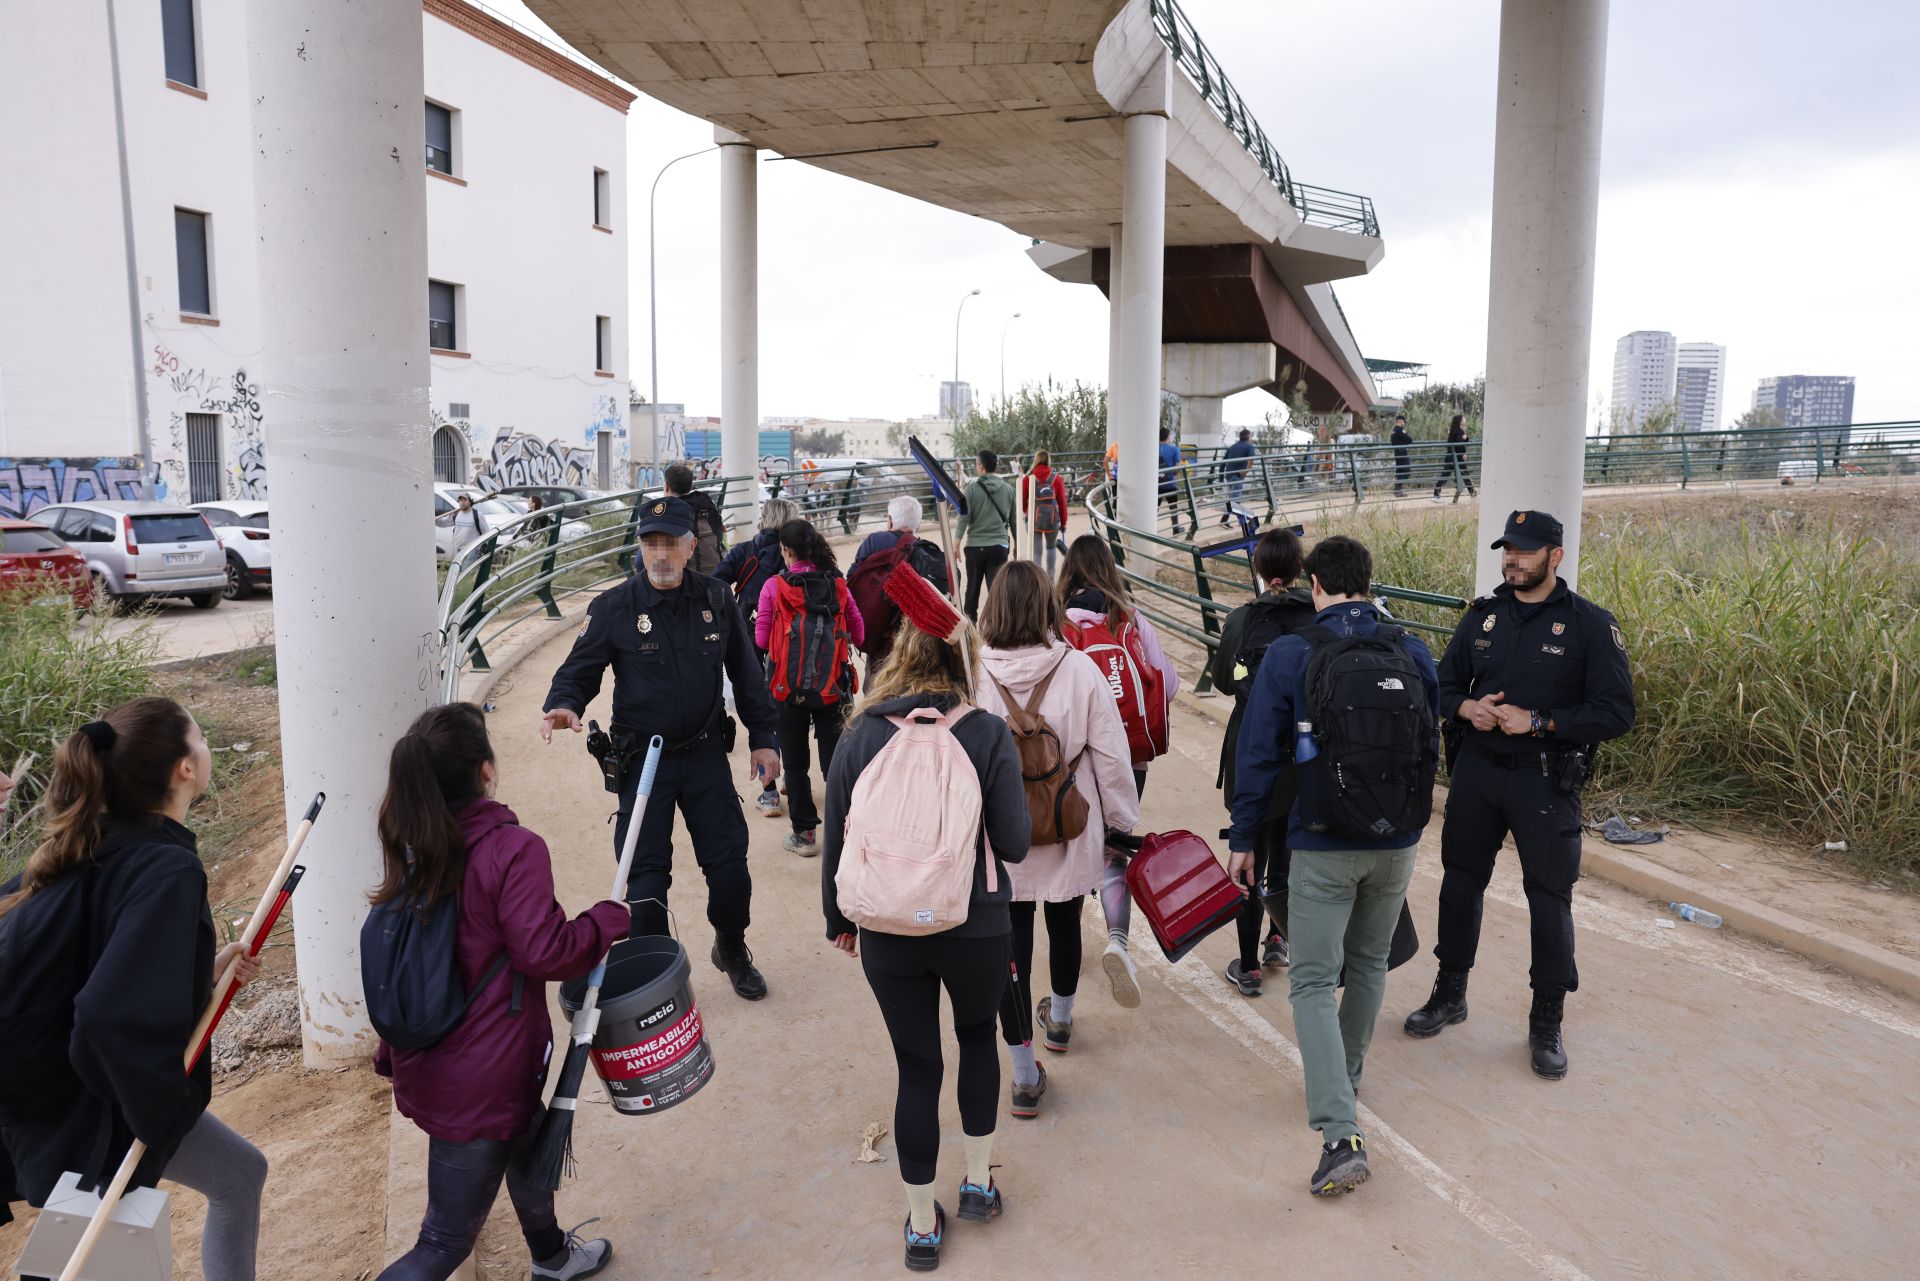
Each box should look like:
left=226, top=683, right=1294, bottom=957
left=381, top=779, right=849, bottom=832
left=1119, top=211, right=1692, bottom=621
left=34, top=500, right=226, bottom=610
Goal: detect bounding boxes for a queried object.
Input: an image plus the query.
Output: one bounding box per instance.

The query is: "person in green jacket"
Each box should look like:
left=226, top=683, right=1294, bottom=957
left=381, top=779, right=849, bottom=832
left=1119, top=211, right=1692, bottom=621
left=954, top=450, right=1017, bottom=621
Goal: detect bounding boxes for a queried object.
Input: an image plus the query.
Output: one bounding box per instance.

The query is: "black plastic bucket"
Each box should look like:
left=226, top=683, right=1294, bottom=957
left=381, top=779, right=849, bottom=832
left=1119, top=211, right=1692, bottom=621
left=557, top=935, right=714, bottom=1115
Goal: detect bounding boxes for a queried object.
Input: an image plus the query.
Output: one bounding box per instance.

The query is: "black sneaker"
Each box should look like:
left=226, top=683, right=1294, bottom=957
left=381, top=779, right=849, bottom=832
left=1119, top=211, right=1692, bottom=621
left=956, top=1178, right=1003, bottom=1224
left=1009, top=1063, right=1047, bottom=1119
left=1225, top=958, right=1263, bottom=997
left=904, top=1203, right=944, bottom=1271
left=1262, top=933, right=1290, bottom=971
left=711, top=936, right=768, bottom=1001
left=1309, top=1135, right=1370, bottom=1197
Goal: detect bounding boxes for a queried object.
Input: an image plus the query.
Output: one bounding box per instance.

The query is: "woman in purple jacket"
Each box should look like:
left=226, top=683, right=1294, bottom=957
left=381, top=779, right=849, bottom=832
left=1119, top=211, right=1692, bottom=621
left=372, top=703, right=629, bottom=1281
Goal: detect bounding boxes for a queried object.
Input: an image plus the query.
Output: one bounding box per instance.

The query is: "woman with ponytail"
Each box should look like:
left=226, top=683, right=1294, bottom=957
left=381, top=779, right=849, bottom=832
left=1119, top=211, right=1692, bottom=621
left=372, top=702, right=629, bottom=1281
left=754, top=518, right=865, bottom=856
left=0, top=697, right=270, bottom=1281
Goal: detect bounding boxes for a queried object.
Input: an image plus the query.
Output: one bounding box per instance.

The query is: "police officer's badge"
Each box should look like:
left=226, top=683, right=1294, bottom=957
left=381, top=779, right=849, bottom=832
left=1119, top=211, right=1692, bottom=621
left=638, top=614, right=654, bottom=635
left=702, top=609, right=713, bottom=623
left=652, top=501, right=667, bottom=515
left=1552, top=622, right=1566, bottom=636
left=1482, top=613, right=1496, bottom=633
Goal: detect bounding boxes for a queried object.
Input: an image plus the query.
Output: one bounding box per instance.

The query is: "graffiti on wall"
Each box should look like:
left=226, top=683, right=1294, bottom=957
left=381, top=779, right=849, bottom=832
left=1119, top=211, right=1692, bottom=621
left=473, top=427, right=596, bottom=492
left=0, top=458, right=149, bottom=519
left=150, top=345, right=268, bottom=500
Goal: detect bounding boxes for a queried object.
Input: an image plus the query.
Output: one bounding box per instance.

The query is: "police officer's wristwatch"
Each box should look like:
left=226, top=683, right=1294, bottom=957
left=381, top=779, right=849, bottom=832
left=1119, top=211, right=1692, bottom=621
left=1530, top=709, right=1551, bottom=738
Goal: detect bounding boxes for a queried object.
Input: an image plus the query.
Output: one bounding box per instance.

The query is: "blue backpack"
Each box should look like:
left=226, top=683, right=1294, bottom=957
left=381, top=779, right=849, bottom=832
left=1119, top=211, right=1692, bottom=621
left=360, top=878, right=520, bottom=1052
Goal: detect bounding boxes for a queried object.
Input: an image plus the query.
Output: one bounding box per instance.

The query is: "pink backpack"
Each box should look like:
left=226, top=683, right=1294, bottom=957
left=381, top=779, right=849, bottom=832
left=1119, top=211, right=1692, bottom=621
left=835, top=704, right=992, bottom=935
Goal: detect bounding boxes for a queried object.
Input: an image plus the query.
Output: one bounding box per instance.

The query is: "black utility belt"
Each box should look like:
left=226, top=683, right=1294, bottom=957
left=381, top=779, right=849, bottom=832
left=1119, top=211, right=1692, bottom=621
left=611, top=716, right=735, bottom=757
left=1463, top=739, right=1594, bottom=795
left=1463, top=741, right=1566, bottom=769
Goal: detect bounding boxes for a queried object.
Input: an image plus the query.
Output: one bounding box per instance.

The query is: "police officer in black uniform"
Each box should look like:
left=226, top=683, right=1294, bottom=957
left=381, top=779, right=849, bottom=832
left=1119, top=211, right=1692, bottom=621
left=541, top=496, right=782, bottom=1000
left=1403, top=510, right=1634, bottom=1078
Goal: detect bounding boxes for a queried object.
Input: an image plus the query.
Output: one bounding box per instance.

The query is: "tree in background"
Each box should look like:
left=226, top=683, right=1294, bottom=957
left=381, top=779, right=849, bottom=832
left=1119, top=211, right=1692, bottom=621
left=794, top=428, right=847, bottom=457
left=885, top=421, right=913, bottom=456
left=1397, top=377, right=1486, bottom=442
left=958, top=379, right=1108, bottom=458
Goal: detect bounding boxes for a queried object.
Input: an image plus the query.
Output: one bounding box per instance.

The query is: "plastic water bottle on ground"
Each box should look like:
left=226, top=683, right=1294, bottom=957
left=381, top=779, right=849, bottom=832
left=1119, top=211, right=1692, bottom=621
left=1669, top=902, right=1722, bottom=929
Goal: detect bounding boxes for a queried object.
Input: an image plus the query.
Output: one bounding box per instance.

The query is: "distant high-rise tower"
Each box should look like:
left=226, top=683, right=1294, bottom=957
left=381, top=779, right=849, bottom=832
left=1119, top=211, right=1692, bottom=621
left=1674, top=342, right=1727, bottom=432
left=939, top=380, right=974, bottom=421
left=1753, top=375, right=1855, bottom=430
left=1610, top=330, right=1677, bottom=431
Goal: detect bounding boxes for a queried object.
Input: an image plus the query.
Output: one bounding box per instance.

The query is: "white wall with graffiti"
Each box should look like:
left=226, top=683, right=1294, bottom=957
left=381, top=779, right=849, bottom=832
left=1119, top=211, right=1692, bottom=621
left=0, top=0, right=631, bottom=518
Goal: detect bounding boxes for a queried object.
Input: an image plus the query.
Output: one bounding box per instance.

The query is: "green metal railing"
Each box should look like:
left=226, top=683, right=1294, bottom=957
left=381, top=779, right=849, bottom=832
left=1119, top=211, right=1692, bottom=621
left=1148, top=0, right=1380, bottom=237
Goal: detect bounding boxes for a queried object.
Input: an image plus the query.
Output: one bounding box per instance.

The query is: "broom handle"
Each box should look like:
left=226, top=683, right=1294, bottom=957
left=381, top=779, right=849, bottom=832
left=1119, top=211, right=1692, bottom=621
left=57, top=790, right=326, bottom=1281
left=571, top=738, right=663, bottom=1032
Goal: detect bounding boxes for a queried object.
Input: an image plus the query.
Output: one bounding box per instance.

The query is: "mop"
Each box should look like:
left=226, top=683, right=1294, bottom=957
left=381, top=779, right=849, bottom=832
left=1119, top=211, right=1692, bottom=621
left=23, top=792, right=326, bottom=1281
left=523, top=735, right=663, bottom=1190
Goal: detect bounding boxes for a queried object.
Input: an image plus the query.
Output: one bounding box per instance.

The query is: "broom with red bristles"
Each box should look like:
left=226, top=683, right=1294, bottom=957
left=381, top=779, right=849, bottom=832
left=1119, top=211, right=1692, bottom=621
left=523, top=735, right=664, bottom=1190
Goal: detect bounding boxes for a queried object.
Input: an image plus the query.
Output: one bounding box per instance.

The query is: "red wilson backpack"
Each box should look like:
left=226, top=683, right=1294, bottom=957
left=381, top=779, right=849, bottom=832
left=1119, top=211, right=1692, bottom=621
left=1063, top=613, right=1170, bottom=766
left=766, top=570, right=857, bottom=707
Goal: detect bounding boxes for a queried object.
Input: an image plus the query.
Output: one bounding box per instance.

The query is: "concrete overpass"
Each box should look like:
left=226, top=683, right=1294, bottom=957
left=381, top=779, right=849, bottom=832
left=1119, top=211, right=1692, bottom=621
left=521, top=0, right=1384, bottom=533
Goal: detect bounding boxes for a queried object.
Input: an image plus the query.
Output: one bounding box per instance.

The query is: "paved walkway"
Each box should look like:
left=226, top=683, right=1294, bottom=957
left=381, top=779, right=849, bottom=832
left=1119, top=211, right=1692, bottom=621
left=450, top=621, right=1920, bottom=1280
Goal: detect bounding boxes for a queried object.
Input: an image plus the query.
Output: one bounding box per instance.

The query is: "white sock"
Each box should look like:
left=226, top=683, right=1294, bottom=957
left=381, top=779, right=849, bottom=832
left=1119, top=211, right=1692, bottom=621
left=963, top=1132, right=994, bottom=1188
left=1049, top=991, right=1076, bottom=1024
left=904, top=1180, right=937, bottom=1235
left=1008, top=1042, right=1039, bottom=1087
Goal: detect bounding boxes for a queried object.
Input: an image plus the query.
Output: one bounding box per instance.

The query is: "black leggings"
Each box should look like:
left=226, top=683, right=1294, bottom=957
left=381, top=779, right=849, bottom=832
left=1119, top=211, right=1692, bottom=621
left=1000, top=899, right=1084, bottom=1044
left=1236, top=820, right=1289, bottom=968
left=776, top=700, right=845, bottom=833
left=860, top=929, right=1011, bottom=1185
left=379, top=1133, right=564, bottom=1280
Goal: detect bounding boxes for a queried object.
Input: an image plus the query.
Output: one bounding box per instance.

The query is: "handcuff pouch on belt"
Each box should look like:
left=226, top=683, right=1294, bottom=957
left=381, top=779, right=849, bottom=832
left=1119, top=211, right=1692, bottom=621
left=1555, top=745, right=1595, bottom=797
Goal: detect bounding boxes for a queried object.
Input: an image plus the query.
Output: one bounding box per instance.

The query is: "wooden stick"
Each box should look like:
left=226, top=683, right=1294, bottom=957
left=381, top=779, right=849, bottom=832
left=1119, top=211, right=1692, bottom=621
left=58, top=791, right=326, bottom=1281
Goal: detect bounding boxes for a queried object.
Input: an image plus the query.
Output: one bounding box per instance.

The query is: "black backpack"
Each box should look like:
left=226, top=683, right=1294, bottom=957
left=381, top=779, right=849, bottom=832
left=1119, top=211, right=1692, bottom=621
left=0, top=871, right=94, bottom=1125
left=360, top=880, right=519, bottom=1052
left=1300, top=623, right=1437, bottom=842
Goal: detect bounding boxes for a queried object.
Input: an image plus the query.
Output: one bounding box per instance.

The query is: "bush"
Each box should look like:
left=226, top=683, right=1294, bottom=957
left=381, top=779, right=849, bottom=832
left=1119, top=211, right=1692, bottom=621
left=1, top=586, right=158, bottom=878
left=1352, top=507, right=1920, bottom=880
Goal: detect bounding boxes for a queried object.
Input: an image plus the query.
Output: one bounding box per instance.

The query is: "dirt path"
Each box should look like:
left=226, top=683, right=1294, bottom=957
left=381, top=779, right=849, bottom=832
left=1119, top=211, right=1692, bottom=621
left=456, top=624, right=1920, bottom=1280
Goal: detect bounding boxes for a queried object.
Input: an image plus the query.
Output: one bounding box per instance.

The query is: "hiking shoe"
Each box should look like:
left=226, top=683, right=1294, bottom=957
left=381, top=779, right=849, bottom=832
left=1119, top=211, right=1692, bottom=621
left=956, top=1178, right=1003, bottom=1224
left=1309, top=1136, right=1369, bottom=1196
left=711, top=936, right=768, bottom=1001
left=1102, top=939, right=1141, bottom=1009
left=1262, top=933, right=1289, bottom=971
left=1035, top=996, right=1071, bottom=1053
left=1529, top=991, right=1569, bottom=1080
left=755, top=788, right=783, bottom=818
left=1225, top=958, right=1263, bottom=997
left=1009, top=1063, right=1047, bottom=1119
left=904, top=1203, right=944, bottom=1271
left=784, top=828, right=819, bottom=857
left=1428, top=493, right=1444, bottom=503
left=1404, top=968, right=1468, bottom=1038
left=531, top=1221, right=613, bottom=1279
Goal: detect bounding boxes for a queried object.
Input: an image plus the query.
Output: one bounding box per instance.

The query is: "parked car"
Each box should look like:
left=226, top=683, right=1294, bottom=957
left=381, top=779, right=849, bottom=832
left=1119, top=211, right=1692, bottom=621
left=191, top=500, right=272, bottom=599
left=489, top=484, right=615, bottom=514
left=1776, top=459, right=1817, bottom=483
left=33, top=501, right=225, bottom=609
left=0, top=519, right=94, bottom=611
left=432, top=484, right=581, bottom=560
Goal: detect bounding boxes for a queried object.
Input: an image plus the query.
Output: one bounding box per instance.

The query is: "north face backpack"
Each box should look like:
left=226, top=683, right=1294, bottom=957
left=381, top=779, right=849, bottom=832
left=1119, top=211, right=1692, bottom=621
left=766, top=570, right=855, bottom=707
left=835, top=705, right=991, bottom=935
left=1063, top=613, right=1170, bottom=766
left=360, top=879, right=518, bottom=1053
left=987, top=667, right=1090, bottom=847
left=1033, top=477, right=1062, bottom=534
left=1299, top=623, right=1437, bottom=842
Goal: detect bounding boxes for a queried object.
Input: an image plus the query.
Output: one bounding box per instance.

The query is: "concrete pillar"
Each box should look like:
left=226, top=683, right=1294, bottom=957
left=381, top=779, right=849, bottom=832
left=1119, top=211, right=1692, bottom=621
left=1182, top=396, right=1224, bottom=449
left=1105, top=222, right=1125, bottom=463
left=1476, top=0, right=1609, bottom=592
left=717, top=127, right=758, bottom=533
left=249, top=0, right=438, bottom=1063
left=1162, top=342, right=1277, bottom=452
left=1116, top=52, right=1171, bottom=534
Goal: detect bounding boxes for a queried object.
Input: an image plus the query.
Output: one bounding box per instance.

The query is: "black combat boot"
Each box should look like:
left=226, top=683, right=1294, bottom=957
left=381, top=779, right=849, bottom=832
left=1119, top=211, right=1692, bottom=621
left=711, top=934, right=768, bottom=1001
left=1528, top=991, right=1568, bottom=1079
left=1403, top=967, right=1469, bottom=1038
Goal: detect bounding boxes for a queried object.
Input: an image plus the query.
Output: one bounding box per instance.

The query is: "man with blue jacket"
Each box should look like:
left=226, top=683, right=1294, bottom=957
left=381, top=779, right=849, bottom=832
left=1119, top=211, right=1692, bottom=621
left=1228, top=534, right=1439, bottom=1198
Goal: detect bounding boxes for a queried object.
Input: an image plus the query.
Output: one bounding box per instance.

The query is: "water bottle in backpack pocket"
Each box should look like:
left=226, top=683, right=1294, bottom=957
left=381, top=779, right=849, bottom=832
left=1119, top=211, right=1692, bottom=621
left=361, top=880, right=520, bottom=1052
left=1298, top=623, right=1437, bottom=842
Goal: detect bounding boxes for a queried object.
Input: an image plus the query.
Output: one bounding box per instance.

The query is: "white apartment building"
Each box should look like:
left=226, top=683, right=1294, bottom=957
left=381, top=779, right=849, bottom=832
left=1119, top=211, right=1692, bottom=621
left=1675, top=341, right=1727, bottom=433
left=0, top=0, right=633, bottom=518
left=1754, top=375, right=1856, bottom=431
left=1609, top=330, right=1677, bottom=431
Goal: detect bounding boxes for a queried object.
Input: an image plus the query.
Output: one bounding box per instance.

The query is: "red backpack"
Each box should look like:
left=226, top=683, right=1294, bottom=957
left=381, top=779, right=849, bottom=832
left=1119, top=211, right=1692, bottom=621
left=847, top=533, right=927, bottom=658
left=1063, top=612, right=1170, bottom=765
left=766, top=570, right=857, bottom=707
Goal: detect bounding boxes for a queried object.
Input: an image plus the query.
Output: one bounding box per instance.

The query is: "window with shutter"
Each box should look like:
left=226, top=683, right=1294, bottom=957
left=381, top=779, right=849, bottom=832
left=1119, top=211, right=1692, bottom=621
left=429, top=280, right=458, bottom=350
left=175, top=209, right=212, bottom=315
left=426, top=102, right=453, bottom=175
left=162, top=0, right=198, bottom=87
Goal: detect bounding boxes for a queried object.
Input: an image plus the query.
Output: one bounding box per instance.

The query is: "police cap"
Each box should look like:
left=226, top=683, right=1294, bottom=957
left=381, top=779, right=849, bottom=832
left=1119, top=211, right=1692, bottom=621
left=636, top=496, right=695, bottom=537
left=1491, top=509, right=1563, bottom=551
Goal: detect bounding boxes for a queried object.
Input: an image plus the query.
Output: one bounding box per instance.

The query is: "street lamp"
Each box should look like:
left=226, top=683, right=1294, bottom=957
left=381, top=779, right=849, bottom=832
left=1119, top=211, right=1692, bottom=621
left=952, top=288, right=981, bottom=428
left=1000, top=312, right=1023, bottom=407
left=648, top=145, right=717, bottom=488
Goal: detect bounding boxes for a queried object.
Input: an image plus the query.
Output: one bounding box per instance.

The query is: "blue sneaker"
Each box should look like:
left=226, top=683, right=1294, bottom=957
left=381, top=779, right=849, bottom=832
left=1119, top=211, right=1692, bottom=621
left=904, top=1203, right=944, bottom=1271
left=956, top=1178, right=1002, bottom=1224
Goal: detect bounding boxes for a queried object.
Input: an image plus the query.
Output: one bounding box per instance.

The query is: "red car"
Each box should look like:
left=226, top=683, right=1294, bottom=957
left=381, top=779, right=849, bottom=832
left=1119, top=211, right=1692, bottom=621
left=0, top=518, right=94, bottom=610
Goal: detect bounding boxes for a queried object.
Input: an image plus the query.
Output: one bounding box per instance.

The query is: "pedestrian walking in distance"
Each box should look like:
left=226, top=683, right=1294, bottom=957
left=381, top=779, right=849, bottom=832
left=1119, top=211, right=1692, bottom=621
left=1431, top=413, right=1475, bottom=502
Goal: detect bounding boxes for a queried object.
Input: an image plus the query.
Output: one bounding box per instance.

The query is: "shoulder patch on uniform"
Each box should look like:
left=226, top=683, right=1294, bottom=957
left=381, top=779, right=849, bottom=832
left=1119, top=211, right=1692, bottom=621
left=1610, top=624, right=1626, bottom=652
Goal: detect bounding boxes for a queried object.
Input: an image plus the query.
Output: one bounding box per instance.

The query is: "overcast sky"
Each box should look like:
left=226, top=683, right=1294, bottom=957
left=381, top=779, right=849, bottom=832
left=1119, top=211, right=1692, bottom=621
left=503, top=0, right=1920, bottom=430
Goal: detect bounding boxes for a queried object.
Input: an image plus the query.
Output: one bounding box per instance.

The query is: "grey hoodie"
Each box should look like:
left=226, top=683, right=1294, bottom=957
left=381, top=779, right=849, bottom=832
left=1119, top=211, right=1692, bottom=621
left=954, top=473, right=1017, bottom=548
left=821, top=692, right=1031, bottom=940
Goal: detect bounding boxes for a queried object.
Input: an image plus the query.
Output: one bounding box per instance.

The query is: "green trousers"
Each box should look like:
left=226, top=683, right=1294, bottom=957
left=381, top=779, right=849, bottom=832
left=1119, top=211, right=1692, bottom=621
left=1287, top=845, right=1417, bottom=1143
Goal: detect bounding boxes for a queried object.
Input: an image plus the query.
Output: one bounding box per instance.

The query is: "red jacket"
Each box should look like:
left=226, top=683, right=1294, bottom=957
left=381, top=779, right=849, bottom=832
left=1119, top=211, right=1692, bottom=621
left=1023, top=465, right=1069, bottom=526
left=375, top=799, right=628, bottom=1142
